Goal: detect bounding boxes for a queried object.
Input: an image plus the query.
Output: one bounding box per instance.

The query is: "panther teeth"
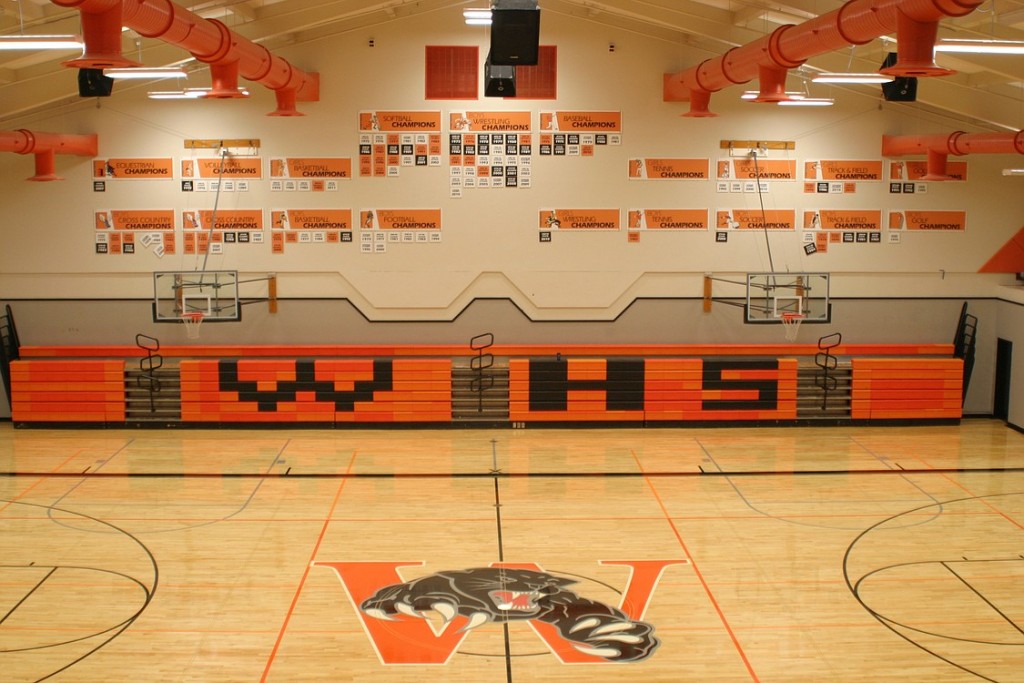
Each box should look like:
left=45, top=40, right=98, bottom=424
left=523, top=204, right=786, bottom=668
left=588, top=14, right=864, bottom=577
left=573, top=644, right=621, bottom=658
left=493, top=590, right=539, bottom=611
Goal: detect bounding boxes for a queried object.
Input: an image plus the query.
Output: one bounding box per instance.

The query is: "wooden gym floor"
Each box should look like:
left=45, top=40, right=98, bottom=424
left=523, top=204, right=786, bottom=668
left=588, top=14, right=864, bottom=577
left=1, top=419, right=1022, bottom=682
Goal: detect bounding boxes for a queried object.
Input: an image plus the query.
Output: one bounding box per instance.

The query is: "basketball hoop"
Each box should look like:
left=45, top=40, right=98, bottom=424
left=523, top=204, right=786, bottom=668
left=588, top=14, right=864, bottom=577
left=780, top=312, right=804, bottom=341
left=181, top=311, right=204, bottom=339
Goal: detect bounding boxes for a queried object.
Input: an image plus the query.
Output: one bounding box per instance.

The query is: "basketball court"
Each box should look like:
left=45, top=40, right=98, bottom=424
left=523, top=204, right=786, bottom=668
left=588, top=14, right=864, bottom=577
left=2, top=419, right=1022, bottom=682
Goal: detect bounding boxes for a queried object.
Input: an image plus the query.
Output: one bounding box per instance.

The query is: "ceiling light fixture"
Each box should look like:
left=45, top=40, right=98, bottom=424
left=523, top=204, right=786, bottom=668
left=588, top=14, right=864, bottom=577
left=933, top=38, right=1024, bottom=54
left=812, top=72, right=895, bottom=84
left=1002, top=168, right=1024, bottom=176
left=741, top=90, right=805, bottom=100
left=778, top=97, right=835, bottom=106
left=105, top=66, right=187, bottom=79
left=463, top=8, right=492, bottom=25
left=147, top=90, right=201, bottom=100
left=0, top=34, right=84, bottom=50
left=148, top=86, right=248, bottom=100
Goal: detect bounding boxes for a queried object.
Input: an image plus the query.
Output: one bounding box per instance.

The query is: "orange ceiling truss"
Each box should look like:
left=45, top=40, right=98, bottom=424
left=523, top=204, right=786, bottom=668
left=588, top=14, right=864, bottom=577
left=51, top=0, right=319, bottom=116
left=663, top=0, right=984, bottom=117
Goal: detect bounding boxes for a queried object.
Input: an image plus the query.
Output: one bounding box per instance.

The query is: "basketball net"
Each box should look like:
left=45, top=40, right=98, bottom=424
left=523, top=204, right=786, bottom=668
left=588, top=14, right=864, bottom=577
left=181, top=311, right=204, bottom=339
left=780, top=312, right=804, bottom=341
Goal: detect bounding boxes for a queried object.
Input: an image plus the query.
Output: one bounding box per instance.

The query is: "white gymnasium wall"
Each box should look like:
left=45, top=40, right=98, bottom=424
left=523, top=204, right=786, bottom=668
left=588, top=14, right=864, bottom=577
left=0, top=10, right=1019, bottom=417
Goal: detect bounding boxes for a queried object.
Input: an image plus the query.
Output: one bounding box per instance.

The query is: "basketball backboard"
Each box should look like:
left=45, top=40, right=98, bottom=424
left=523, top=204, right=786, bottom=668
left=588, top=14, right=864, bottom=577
left=153, top=270, right=241, bottom=322
left=745, top=272, right=830, bottom=324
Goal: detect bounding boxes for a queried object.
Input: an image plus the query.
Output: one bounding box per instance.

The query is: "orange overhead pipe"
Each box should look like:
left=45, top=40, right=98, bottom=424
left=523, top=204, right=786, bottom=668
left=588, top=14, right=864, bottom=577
left=883, top=130, right=1024, bottom=179
left=0, top=130, right=98, bottom=181
left=664, top=0, right=983, bottom=117
left=51, top=0, right=319, bottom=116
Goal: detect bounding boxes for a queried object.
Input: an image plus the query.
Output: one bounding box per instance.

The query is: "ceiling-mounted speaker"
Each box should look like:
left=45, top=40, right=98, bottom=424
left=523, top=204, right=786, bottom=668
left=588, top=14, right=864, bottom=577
left=78, top=68, right=114, bottom=97
left=489, top=3, right=540, bottom=66
left=485, top=55, right=516, bottom=97
left=880, top=52, right=917, bottom=102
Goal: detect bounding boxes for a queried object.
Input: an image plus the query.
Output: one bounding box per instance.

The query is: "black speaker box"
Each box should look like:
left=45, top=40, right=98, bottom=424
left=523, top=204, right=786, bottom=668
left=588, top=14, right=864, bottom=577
left=485, top=59, right=516, bottom=97
left=880, top=52, right=917, bottom=102
left=78, top=68, right=114, bottom=98
left=489, top=8, right=540, bottom=65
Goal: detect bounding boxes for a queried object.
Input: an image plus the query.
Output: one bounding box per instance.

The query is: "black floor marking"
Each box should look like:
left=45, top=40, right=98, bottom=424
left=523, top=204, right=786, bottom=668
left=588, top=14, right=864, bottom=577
left=0, top=498, right=159, bottom=682
left=843, top=492, right=1024, bottom=682
left=489, top=450, right=514, bottom=683
left=3, top=466, right=1023, bottom=479
left=0, top=566, right=56, bottom=625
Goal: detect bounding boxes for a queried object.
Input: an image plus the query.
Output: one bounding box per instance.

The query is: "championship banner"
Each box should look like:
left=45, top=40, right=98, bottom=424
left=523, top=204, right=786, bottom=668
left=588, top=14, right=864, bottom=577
left=359, top=209, right=442, bottom=230
left=95, top=209, right=175, bottom=231
left=803, top=160, right=883, bottom=181
left=715, top=209, right=796, bottom=230
left=359, top=111, right=442, bottom=132
left=94, top=158, right=174, bottom=179
left=540, top=111, right=621, bottom=132
left=889, top=160, right=968, bottom=181
left=449, top=111, right=531, bottom=132
left=447, top=112, right=533, bottom=192
left=181, top=157, right=263, bottom=179
left=182, top=209, right=264, bottom=231
left=540, top=209, right=620, bottom=230
left=358, top=112, right=442, bottom=177
left=269, top=157, right=352, bottom=179
left=628, top=209, right=709, bottom=230
left=628, top=158, right=709, bottom=180
left=271, top=209, right=352, bottom=230
left=94, top=210, right=175, bottom=256
left=888, top=210, right=966, bottom=231
left=802, top=209, right=882, bottom=230
left=717, top=158, right=797, bottom=181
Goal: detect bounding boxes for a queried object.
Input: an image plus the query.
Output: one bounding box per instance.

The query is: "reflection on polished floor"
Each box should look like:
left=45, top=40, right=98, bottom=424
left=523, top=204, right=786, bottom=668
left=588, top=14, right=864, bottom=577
left=1, top=420, right=1022, bottom=682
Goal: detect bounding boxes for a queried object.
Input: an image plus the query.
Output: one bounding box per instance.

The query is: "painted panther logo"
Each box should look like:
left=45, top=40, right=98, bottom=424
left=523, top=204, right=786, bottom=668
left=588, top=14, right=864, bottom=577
left=360, top=567, right=660, bottom=662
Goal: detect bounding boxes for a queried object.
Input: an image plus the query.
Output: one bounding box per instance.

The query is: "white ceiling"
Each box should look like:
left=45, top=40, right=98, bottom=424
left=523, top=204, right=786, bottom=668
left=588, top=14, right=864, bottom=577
left=2, top=0, right=1024, bottom=129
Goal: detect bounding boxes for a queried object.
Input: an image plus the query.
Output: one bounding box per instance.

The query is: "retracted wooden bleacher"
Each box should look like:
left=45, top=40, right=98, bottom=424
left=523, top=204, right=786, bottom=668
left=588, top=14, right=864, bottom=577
left=9, top=342, right=961, bottom=427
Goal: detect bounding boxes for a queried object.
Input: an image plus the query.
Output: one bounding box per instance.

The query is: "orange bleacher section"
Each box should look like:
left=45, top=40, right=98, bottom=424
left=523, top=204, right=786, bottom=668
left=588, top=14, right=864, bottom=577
left=10, top=359, right=125, bottom=423
left=646, top=358, right=798, bottom=422
left=179, top=358, right=451, bottom=423
left=510, top=358, right=799, bottom=423
left=8, top=344, right=962, bottom=426
left=851, top=358, right=964, bottom=420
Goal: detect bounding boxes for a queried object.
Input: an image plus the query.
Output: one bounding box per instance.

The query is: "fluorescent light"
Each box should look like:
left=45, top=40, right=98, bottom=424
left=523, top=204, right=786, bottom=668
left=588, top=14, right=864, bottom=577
left=464, top=8, right=492, bottom=24
left=147, top=90, right=200, bottom=100
left=778, top=97, right=834, bottom=106
left=741, top=90, right=805, bottom=100
left=1003, top=168, right=1024, bottom=176
left=0, top=34, right=84, bottom=50
left=933, top=39, right=1024, bottom=54
left=105, top=67, right=187, bottom=80
left=812, top=72, right=895, bottom=84
left=148, top=86, right=248, bottom=100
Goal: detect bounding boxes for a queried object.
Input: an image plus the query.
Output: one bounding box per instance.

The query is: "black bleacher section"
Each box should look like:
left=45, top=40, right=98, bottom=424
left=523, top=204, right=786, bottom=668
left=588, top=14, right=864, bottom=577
left=0, top=304, right=21, bottom=404
left=953, top=302, right=977, bottom=405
